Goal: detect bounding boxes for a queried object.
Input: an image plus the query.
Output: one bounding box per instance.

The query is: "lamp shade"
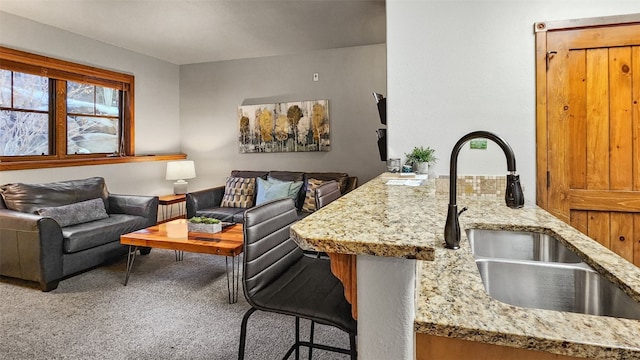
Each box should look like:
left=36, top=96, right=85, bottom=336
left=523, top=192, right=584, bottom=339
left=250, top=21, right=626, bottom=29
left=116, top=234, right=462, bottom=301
left=166, top=161, right=196, bottom=194
left=166, top=160, right=196, bottom=181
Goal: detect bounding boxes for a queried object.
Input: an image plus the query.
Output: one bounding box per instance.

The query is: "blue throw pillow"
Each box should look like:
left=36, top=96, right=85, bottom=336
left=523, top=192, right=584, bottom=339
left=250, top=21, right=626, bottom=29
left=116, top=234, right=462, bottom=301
left=256, top=177, right=293, bottom=205
left=267, top=177, right=303, bottom=200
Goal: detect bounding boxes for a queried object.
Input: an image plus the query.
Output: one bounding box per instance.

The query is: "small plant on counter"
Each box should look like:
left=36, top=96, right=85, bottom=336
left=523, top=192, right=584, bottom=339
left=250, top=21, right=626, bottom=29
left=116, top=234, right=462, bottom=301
left=405, top=146, right=437, bottom=175
left=404, top=146, right=437, bottom=165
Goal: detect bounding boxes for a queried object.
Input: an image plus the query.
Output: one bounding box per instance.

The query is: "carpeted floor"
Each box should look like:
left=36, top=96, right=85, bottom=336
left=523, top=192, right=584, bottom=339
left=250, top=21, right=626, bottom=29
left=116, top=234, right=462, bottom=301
left=0, top=250, right=351, bottom=360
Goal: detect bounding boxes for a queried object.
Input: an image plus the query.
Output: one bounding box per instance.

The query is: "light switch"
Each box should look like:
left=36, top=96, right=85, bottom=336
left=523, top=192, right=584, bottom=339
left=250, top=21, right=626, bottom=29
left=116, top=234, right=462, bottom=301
left=313, top=72, right=319, bottom=82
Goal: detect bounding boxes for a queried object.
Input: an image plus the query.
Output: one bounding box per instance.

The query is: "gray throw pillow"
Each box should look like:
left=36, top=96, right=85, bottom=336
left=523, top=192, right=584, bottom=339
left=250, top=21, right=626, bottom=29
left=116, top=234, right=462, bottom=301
left=36, top=198, right=109, bottom=227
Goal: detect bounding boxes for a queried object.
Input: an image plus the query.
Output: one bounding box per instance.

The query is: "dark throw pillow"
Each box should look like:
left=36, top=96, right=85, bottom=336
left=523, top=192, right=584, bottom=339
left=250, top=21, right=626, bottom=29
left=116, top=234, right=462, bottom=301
left=36, top=198, right=109, bottom=227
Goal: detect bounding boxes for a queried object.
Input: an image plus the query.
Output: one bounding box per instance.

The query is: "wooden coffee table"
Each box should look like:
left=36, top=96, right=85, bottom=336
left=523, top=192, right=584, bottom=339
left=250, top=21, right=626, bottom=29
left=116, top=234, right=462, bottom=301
left=120, top=219, right=244, bottom=303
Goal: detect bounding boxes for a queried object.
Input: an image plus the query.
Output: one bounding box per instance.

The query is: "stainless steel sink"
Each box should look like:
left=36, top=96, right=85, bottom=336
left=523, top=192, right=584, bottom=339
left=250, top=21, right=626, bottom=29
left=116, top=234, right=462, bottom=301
left=466, top=228, right=583, bottom=263
left=475, top=258, right=640, bottom=320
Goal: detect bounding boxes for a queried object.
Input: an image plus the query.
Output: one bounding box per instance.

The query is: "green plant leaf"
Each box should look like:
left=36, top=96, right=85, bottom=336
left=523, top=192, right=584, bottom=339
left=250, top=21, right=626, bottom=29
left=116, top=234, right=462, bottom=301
left=405, top=146, right=437, bottom=164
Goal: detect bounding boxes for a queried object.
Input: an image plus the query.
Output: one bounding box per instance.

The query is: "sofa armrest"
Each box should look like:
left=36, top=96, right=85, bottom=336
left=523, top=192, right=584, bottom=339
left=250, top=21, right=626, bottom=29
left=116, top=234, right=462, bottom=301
left=0, top=208, right=64, bottom=290
left=186, top=186, right=225, bottom=218
left=108, top=194, right=159, bottom=227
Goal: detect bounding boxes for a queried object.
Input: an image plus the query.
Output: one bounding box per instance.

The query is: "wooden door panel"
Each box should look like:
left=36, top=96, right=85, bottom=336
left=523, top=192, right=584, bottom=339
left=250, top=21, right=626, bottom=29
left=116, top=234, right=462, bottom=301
left=548, top=24, right=640, bottom=50
left=540, top=20, right=640, bottom=267
left=575, top=211, right=635, bottom=261
left=587, top=211, right=611, bottom=248
left=585, top=48, right=610, bottom=191
left=547, top=49, right=570, bottom=222
left=569, top=210, right=588, bottom=235
left=568, top=50, right=587, bottom=190
left=569, top=189, right=640, bottom=211
left=610, top=212, right=634, bottom=262
left=635, top=214, right=640, bottom=265
left=634, top=46, right=640, bottom=193
left=546, top=48, right=571, bottom=221
left=609, top=47, right=634, bottom=191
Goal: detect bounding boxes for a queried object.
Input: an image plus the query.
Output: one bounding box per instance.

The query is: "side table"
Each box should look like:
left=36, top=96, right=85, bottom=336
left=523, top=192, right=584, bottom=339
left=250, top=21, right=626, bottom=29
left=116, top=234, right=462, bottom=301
left=158, top=194, right=186, bottom=223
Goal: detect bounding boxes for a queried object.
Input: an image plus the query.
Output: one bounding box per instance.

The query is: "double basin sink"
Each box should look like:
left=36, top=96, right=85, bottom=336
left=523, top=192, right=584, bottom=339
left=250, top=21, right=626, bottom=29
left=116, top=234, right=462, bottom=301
left=466, top=228, right=640, bottom=320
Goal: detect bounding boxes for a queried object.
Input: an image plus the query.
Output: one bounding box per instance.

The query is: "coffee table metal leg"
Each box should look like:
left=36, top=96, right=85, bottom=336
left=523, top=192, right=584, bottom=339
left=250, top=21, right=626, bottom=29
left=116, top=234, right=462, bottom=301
left=225, top=255, right=240, bottom=304
left=124, top=245, right=138, bottom=286
left=175, top=250, right=184, bottom=261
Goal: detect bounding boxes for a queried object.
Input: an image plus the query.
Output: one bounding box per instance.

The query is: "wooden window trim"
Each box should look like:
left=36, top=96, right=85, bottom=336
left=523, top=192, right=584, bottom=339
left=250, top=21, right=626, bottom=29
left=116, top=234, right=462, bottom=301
left=0, top=46, right=170, bottom=170
left=0, top=47, right=132, bottom=88
left=0, top=154, right=187, bottom=171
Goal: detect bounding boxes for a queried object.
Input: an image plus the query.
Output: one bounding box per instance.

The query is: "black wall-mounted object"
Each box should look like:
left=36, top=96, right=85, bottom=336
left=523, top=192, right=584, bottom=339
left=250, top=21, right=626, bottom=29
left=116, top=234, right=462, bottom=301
left=373, top=92, right=387, bottom=161
left=372, top=92, right=386, bottom=125
left=377, top=128, right=387, bottom=161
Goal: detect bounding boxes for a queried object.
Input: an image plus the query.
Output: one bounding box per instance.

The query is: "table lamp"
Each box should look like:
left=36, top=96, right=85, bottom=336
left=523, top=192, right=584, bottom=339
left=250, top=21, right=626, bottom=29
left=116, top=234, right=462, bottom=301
left=166, top=160, right=196, bottom=194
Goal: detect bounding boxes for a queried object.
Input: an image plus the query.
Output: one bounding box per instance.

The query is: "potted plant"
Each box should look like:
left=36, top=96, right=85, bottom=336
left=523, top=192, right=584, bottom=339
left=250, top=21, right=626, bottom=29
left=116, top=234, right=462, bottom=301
left=188, top=216, right=222, bottom=234
left=405, top=146, right=437, bottom=174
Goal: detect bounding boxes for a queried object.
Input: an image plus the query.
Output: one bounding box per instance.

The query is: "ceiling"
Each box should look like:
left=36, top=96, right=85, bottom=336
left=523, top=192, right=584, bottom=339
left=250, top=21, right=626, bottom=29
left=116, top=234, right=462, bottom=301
left=0, top=0, right=386, bottom=65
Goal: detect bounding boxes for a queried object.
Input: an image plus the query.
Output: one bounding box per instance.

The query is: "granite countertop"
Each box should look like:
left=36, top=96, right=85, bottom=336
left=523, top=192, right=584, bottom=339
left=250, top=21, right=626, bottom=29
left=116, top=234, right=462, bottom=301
left=290, top=174, right=640, bottom=359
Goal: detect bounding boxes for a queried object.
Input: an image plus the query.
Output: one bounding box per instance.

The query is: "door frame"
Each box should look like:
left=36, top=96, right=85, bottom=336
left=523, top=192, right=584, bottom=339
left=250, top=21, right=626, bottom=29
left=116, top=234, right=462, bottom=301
left=534, top=13, right=640, bottom=212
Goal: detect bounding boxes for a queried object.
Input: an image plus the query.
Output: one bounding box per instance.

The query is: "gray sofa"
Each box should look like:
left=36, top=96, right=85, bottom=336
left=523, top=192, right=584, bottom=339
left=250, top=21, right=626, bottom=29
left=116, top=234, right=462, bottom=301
left=0, top=177, right=158, bottom=291
left=186, top=170, right=357, bottom=223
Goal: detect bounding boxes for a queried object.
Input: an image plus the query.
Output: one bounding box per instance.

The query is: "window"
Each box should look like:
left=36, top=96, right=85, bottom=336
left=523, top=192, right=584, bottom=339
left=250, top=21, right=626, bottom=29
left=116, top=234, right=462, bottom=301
left=0, top=71, right=51, bottom=156
left=0, top=46, right=135, bottom=168
left=66, top=81, right=121, bottom=154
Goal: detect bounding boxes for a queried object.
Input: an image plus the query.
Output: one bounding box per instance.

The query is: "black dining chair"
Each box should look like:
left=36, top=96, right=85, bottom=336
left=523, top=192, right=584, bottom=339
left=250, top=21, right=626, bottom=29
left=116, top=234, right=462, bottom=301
left=238, top=198, right=357, bottom=359
left=302, top=180, right=341, bottom=261
left=314, top=180, right=341, bottom=210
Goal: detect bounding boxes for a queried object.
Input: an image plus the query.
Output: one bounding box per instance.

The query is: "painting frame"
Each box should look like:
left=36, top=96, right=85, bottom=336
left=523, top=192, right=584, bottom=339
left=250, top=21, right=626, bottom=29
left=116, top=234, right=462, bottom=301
left=238, top=99, right=330, bottom=153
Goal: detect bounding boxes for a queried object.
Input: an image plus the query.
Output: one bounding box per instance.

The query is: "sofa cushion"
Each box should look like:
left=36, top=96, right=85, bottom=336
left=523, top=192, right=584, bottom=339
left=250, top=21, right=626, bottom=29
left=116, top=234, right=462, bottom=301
left=62, top=214, right=148, bottom=253
left=0, top=177, right=109, bottom=214
left=230, top=170, right=269, bottom=179
left=36, top=198, right=109, bottom=227
left=301, top=178, right=328, bottom=213
left=268, top=171, right=305, bottom=182
left=220, top=177, right=256, bottom=208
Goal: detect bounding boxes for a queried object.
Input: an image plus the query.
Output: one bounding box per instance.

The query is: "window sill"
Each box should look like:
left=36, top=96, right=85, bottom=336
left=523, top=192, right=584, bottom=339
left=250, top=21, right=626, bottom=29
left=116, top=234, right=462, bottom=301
left=0, top=154, right=187, bottom=171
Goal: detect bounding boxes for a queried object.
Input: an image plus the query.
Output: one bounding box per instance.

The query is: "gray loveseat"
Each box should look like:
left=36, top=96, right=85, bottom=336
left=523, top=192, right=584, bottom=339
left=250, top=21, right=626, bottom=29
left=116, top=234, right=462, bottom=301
left=0, top=177, right=158, bottom=291
left=186, top=170, right=357, bottom=223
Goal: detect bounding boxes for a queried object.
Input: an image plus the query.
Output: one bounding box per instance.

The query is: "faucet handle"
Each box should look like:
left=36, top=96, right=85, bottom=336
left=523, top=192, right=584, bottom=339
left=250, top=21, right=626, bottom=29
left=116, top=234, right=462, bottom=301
left=505, top=174, right=525, bottom=208
left=458, top=207, right=468, bottom=216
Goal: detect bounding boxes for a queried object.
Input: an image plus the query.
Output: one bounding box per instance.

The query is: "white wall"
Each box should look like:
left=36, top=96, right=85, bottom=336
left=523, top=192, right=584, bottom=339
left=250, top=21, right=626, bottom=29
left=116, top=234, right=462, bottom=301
left=180, top=45, right=387, bottom=191
left=0, top=11, right=181, bottom=195
left=387, top=0, right=640, bottom=202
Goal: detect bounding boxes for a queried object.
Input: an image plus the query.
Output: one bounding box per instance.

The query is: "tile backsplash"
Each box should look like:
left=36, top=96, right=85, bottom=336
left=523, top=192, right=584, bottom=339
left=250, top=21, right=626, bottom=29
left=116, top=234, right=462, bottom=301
left=436, top=175, right=506, bottom=198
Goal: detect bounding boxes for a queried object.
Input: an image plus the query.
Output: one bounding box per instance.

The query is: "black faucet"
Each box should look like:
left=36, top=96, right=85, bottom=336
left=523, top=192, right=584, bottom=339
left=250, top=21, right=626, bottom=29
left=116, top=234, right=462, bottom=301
left=444, top=131, right=525, bottom=249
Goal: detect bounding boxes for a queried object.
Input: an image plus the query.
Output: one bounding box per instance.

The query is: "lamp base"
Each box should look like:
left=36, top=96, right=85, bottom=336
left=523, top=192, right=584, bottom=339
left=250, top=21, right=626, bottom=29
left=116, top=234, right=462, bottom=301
left=173, top=181, right=188, bottom=195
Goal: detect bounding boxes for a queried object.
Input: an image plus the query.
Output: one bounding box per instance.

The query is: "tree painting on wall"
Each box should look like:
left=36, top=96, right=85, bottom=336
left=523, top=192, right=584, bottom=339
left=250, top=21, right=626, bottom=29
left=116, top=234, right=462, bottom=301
left=238, top=100, right=330, bottom=153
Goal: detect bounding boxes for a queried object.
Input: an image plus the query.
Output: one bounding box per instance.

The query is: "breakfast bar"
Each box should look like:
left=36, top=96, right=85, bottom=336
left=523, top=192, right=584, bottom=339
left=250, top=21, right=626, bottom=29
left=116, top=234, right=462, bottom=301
left=290, top=174, right=640, bottom=360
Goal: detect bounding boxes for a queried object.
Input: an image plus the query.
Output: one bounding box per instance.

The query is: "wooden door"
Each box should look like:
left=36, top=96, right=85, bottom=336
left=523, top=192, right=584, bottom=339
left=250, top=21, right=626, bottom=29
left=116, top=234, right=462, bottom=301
left=535, top=15, right=640, bottom=266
